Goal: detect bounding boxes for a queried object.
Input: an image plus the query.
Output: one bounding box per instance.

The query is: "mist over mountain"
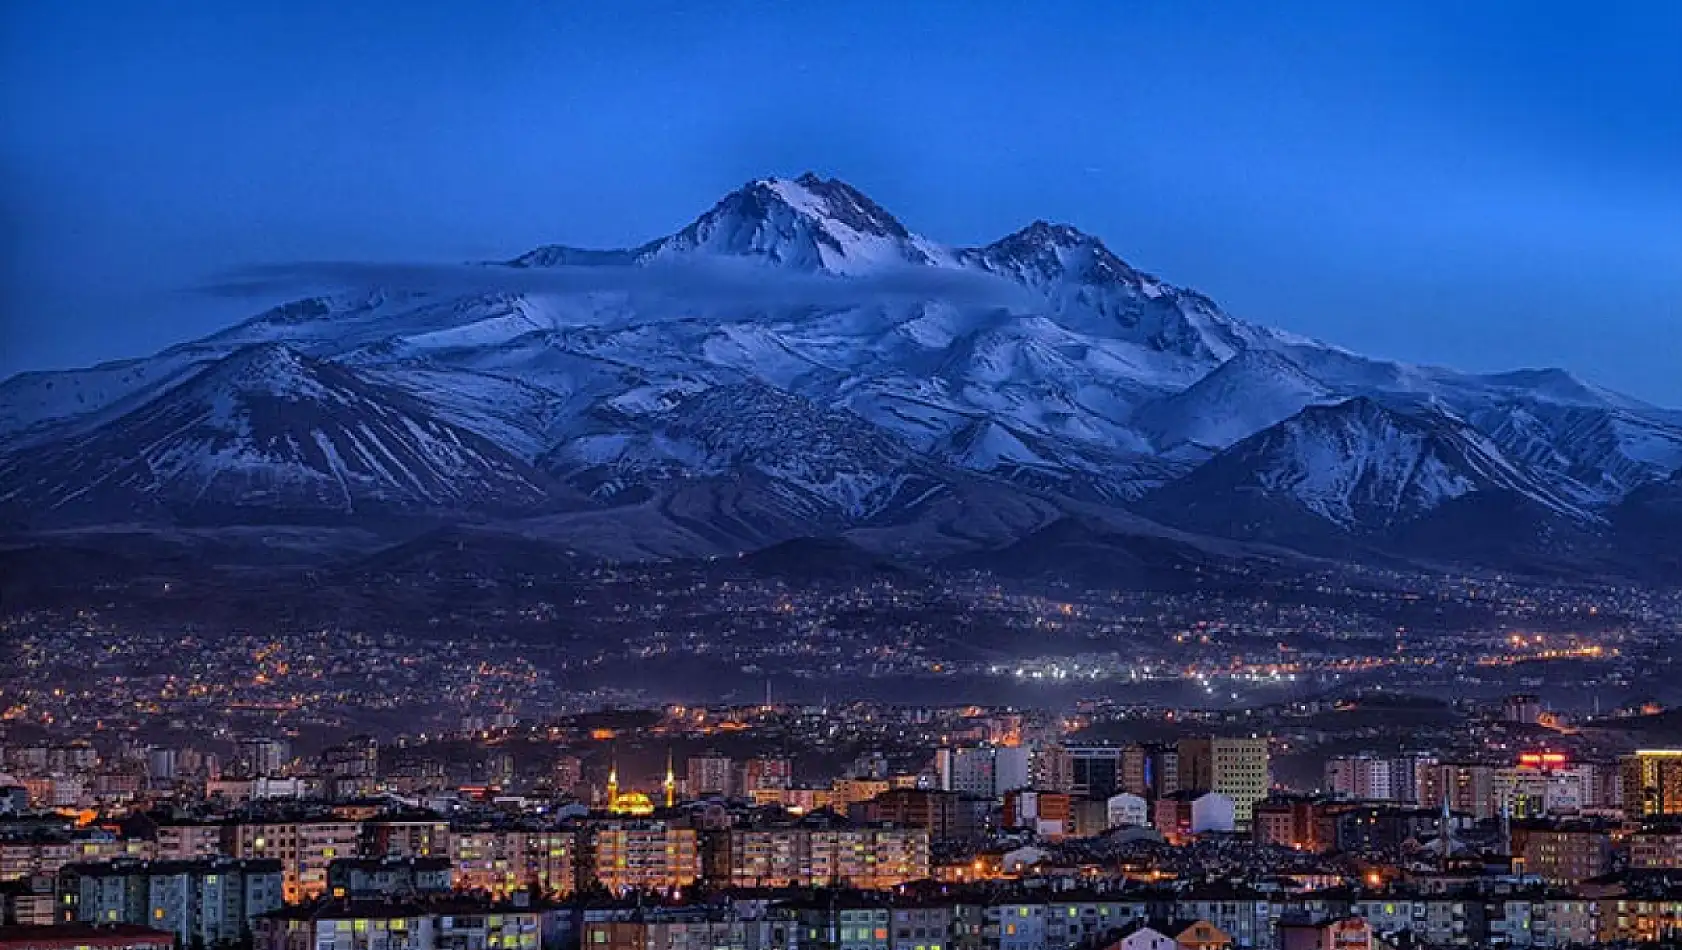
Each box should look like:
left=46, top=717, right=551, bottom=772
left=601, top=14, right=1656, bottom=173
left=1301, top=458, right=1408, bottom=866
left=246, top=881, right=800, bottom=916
left=3, top=174, right=1678, bottom=583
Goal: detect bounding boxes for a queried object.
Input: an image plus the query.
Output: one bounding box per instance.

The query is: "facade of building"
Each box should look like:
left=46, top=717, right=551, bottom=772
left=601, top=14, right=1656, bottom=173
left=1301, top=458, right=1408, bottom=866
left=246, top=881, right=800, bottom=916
left=226, top=821, right=360, bottom=903
left=59, top=858, right=283, bottom=948
left=1154, top=792, right=1235, bottom=842
left=1511, top=822, right=1614, bottom=884
left=584, top=820, right=699, bottom=894
left=448, top=830, right=574, bottom=897
left=686, top=755, right=734, bottom=799
left=1177, top=739, right=1270, bottom=829
left=1622, top=750, right=1682, bottom=819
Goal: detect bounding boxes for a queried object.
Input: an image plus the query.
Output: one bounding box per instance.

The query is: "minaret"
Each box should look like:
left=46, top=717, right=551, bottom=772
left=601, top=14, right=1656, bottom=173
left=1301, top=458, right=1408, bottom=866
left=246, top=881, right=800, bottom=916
left=607, top=753, right=620, bottom=809
left=663, top=749, right=677, bottom=809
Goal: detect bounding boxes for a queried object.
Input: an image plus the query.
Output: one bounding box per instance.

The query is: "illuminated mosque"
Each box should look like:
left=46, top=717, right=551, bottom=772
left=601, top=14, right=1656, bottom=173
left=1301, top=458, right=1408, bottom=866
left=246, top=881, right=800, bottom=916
left=605, top=749, right=676, bottom=815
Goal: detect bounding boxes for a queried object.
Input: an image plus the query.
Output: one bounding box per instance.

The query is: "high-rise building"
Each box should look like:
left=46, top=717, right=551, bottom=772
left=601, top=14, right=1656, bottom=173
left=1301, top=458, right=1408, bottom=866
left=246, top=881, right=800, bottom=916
left=225, top=819, right=359, bottom=902
left=1511, top=822, right=1614, bottom=884
left=1325, top=756, right=1394, bottom=801
left=1031, top=745, right=1074, bottom=793
left=1251, top=795, right=1332, bottom=852
left=1177, top=737, right=1270, bottom=828
left=448, top=828, right=575, bottom=896
left=1629, top=828, right=1682, bottom=869
left=1431, top=762, right=1498, bottom=821
left=1503, top=694, right=1544, bottom=725
left=145, top=749, right=178, bottom=783
left=1495, top=752, right=1592, bottom=818
left=1118, top=742, right=1178, bottom=798
left=552, top=754, right=583, bottom=794
left=739, top=757, right=792, bottom=794
left=363, top=817, right=451, bottom=859
left=1119, top=744, right=1150, bottom=797
left=1064, top=745, right=1123, bottom=799
left=1621, top=750, right=1682, bottom=819
left=712, top=823, right=930, bottom=889
left=936, top=747, right=996, bottom=798
left=994, top=746, right=1031, bottom=794
left=583, top=819, right=699, bottom=894
left=686, top=753, right=733, bottom=798
left=59, top=858, right=284, bottom=947
left=237, top=738, right=290, bottom=778
left=1389, top=754, right=1435, bottom=805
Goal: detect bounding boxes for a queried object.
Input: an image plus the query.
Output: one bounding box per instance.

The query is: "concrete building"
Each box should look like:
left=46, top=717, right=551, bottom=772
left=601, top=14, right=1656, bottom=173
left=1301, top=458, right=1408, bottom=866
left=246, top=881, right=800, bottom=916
left=686, top=754, right=733, bottom=799
left=59, top=858, right=284, bottom=948
left=1622, top=749, right=1682, bottom=818
left=1177, top=737, right=1269, bottom=829
left=1510, top=821, right=1614, bottom=884
left=583, top=819, right=699, bottom=894
left=1105, top=792, right=1148, bottom=830
left=1154, top=791, right=1235, bottom=841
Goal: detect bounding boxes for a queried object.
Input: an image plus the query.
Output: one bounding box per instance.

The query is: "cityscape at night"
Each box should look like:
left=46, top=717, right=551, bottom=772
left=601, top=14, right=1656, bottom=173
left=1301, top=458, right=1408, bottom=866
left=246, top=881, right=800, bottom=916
left=4, top=2, right=1682, bottom=949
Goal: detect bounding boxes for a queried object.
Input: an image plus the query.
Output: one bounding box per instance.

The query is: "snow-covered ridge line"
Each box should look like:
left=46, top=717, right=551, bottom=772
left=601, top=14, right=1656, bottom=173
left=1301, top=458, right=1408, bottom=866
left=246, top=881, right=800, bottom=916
left=2, top=172, right=1678, bottom=567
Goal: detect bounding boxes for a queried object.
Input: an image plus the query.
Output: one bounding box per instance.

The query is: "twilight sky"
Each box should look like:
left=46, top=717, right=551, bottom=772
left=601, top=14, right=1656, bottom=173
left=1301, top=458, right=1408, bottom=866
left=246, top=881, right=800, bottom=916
left=3, top=1, right=1679, bottom=403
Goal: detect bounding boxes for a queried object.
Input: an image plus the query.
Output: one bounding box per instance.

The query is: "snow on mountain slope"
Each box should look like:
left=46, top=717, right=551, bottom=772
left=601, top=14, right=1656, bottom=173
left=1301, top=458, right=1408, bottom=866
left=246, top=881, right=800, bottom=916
left=0, top=345, right=222, bottom=447
left=0, top=344, right=561, bottom=523
left=1469, top=400, right=1682, bottom=505
left=1147, top=397, right=1587, bottom=537
left=959, top=221, right=1279, bottom=364
left=1133, top=350, right=1338, bottom=452
left=547, top=381, right=937, bottom=522
left=2, top=172, right=1676, bottom=565
left=931, top=417, right=1188, bottom=501
left=637, top=172, right=951, bottom=274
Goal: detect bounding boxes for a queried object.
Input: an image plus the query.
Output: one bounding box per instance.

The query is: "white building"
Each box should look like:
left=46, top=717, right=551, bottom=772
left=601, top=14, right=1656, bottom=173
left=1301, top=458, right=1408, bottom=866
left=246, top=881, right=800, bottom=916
left=1105, top=792, right=1148, bottom=829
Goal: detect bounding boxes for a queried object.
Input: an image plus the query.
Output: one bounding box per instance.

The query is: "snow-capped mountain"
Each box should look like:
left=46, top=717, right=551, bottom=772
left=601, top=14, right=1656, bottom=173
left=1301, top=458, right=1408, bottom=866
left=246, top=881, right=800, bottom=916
left=1144, top=397, right=1586, bottom=543
left=1132, top=349, right=1338, bottom=453
left=0, top=343, right=560, bottom=523
left=1, top=172, right=1676, bottom=575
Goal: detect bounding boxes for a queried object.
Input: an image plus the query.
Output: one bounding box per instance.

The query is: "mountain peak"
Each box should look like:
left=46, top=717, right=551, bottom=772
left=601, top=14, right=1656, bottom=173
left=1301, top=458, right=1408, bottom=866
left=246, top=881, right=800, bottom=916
left=748, top=173, right=912, bottom=240
left=977, top=219, right=1139, bottom=283
left=1013, top=220, right=1099, bottom=247
left=640, top=173, right=938, bottom=274
left=208, top=343, right=324, bottom=393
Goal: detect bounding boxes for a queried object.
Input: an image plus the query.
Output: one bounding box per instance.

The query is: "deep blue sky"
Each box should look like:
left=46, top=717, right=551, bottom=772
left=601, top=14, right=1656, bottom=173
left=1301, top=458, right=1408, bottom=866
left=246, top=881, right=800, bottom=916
left=4, top=1, right=1679, bottom=403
